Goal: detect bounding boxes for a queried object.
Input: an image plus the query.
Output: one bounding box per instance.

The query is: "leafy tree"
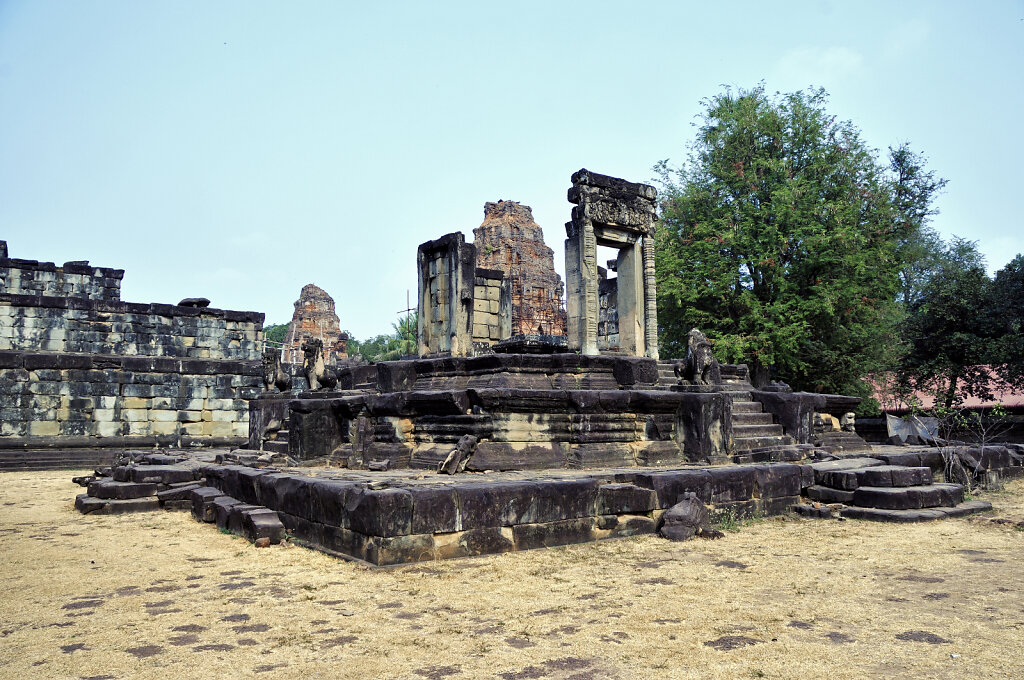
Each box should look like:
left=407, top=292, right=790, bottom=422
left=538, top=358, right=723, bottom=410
left=899, top=238, right=995, bottom=409
left=888, top=143, right=948, bottom=307
left=655, top=85, right=911, bottom=402
left=263, top=323, right=289, bottom=345
left=351, top=314, right=418, bottom=362
left=988, top=253, right=1024, bottom=389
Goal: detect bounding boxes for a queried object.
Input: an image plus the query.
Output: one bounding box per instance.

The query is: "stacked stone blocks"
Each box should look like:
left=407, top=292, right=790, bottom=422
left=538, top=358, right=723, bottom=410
left=0, top=243, right=264, bottom=457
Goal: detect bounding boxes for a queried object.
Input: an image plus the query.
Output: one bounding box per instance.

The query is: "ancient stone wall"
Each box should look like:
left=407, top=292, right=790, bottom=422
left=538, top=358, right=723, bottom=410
left=0, top=242, right=263, bottom=460
left=473, top=201, right=566, bottom=337
left=280, top=284, right=347, bottom=366
left=471, top=268, right=511, bottom=352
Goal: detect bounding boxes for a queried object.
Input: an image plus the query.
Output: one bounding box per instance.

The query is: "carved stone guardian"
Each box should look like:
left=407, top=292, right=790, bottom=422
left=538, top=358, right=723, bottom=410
left=301, top=338, right=338, bottom=391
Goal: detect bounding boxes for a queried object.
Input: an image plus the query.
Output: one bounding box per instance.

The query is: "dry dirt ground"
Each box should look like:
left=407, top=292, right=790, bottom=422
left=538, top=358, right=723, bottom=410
left=1, top=471, right=1023, bottom=680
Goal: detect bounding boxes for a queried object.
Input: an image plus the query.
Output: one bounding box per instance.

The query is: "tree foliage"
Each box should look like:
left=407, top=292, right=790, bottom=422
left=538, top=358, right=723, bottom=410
left=263, top=323, right=289, bottom=345
left=350, top=313, right=417, bottom=362
left=899, top=238, right=995, bottom=408
left=655, top=85, right=924, bottom=401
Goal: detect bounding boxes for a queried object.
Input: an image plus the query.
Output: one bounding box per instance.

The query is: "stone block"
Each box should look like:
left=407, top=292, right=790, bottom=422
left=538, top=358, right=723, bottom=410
left=623, top=469, right=713, bottom=506
left=409, top=485, right=460, bottom=534
left=753, top=464, right=802, bottom=498
left=240, top=509, right=285, bottom=545
left=190, top=486, right=226, bottom=522
left=94, top=497, right=160, bottom=514
left=708, top=466, right=756, bottom=503
left=28, top=420, right=59, bottom=436
left=345, top=487, right=414, bottom=537
left=129, top=465, right=197, bottom=485
left=512, top=518, right=596, bottom=551
left=367, top=533, right=436, bottom=566
left=75, top=493, right=106, bottom=514
left=596, top=483, right=657, bottom=515
left=87, top=480, right=158, bottom=500
left=157, top=482, right=203, bottom=502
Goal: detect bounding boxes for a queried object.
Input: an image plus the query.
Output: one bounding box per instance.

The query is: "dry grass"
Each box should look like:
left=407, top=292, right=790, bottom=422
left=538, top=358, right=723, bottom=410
left=1, top=471, right=1023, bottom=680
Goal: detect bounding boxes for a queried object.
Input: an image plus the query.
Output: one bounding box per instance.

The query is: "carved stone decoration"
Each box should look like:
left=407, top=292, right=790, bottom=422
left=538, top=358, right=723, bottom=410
left=301, top=338, right=338, bottom=391
left=473, top=201, right=566, bottom=337
left=675, top=328, right=721, bottom=385
left=841, top=412, right=857, bottom=432
left=261, top=348, right=292, bottom=392
left=565, top=169, right=658, bottom=358
left=438, top=434, right=478, bottom=474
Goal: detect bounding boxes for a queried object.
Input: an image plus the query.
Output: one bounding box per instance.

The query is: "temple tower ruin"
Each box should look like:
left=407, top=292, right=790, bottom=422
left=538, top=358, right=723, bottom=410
left=472, top=200, right=566, bottom=337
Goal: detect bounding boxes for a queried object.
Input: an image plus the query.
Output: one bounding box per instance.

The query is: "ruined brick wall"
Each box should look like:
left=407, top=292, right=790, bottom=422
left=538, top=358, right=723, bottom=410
left=0, top=243, right=263, bottom=455
left=473, top=201, right=566, bottom=337
left=280, top=284, right=345, bottom=366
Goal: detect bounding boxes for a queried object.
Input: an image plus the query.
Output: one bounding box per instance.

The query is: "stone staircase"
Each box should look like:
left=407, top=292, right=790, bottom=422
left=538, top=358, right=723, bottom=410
left=658, top=361, right=795, bottom=456
left=804, top=457, right=992, bottom=522
left=262, top=429, right=290, bottom=455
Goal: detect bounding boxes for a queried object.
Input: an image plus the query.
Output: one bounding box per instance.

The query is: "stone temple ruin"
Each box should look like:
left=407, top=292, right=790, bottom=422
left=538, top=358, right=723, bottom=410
left=60, top=170, right=1024, bottom=565
left=0, top=244, right=263, bottom=470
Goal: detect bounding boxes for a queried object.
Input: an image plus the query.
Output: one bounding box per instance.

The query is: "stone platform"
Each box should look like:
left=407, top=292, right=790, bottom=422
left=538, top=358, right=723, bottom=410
left=199, top=461, right=804, bottom=566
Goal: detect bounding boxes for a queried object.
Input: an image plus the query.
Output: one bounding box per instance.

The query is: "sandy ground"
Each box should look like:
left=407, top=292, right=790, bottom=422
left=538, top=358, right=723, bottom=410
left=0, top=471, right=1022, bottom=680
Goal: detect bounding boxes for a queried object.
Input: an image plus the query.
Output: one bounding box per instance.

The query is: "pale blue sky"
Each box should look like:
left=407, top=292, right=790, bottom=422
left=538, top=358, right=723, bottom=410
left=2, top=1, right=1022, bottom=336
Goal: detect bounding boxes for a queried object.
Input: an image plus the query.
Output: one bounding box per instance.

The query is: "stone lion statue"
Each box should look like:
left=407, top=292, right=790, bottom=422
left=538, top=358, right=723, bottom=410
left=673, top=328, right=720, bottom=386
left=301, top=337, right=338, bottom=391
left=261, top=348, right=292, bottom=392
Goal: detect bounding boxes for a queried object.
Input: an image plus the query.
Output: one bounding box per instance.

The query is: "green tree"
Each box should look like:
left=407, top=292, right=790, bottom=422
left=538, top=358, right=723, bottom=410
left=888, top=143, right=948, bottom=307
left=352, top=314, right=418, bottom=362
left=899, top=238, right=995, bottom=409
left=655, top=85, right=909, bottom=402
left=263, top=323, right=289, bottom=345
left=988, top=253, right=1024, bottom=390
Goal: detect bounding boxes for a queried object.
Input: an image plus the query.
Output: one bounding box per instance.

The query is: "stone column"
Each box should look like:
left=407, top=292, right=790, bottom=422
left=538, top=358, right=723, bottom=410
left=564, top=222, right=599, bottom=356
left=642, top=234, right=659, bottom=360
left=615, top=241, right=645, bottom=356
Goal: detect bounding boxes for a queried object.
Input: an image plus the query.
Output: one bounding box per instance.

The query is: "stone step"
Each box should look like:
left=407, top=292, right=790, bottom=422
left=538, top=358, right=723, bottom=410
left=840, top=500, right=992, bottom=523
left=815, top=431, right=872, bottom=453
left=731, top=401, right=763, bottom=413
left=262, top=439, right=290, bottom=455
left=820, top=465, right=932, bottom=491
left=732, top=412, right=775, bottom=426
left=732, top=445, right=811, bottom=464
left=853, top=483, right=963, bottom=510
left=807, top=457, right=885, bottom=485
left=733, top=423, right=787, bottom=438
left=733, top=434, right=795, bottom=452
left=806, top=484, right=855, bottom=504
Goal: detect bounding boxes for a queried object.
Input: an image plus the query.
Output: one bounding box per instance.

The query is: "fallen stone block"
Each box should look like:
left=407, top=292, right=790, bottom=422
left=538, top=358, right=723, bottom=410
left=190, top=487, right=226, bottom=522
left=94, top=497, right=161, bottom=514
left=129, top=465, right=197, bottom=485
left=88, top=479, right=158, bottom=500
left=240, top=509, right=285, bottom=544
left=157, top=482, right=203, bottom=502
left=72, top=475, right=96, bottom=487
left=227, top=504, right=265, bottom=534
left=75, top=493, right=106, bottom=514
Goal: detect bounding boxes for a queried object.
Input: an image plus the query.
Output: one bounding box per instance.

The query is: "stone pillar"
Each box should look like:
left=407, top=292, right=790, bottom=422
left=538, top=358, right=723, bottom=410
left=417, top=233, right=477, bottom=357
left=642, top=234, right=659, bottom=360
left=615, top=241, right=645, bottom=356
